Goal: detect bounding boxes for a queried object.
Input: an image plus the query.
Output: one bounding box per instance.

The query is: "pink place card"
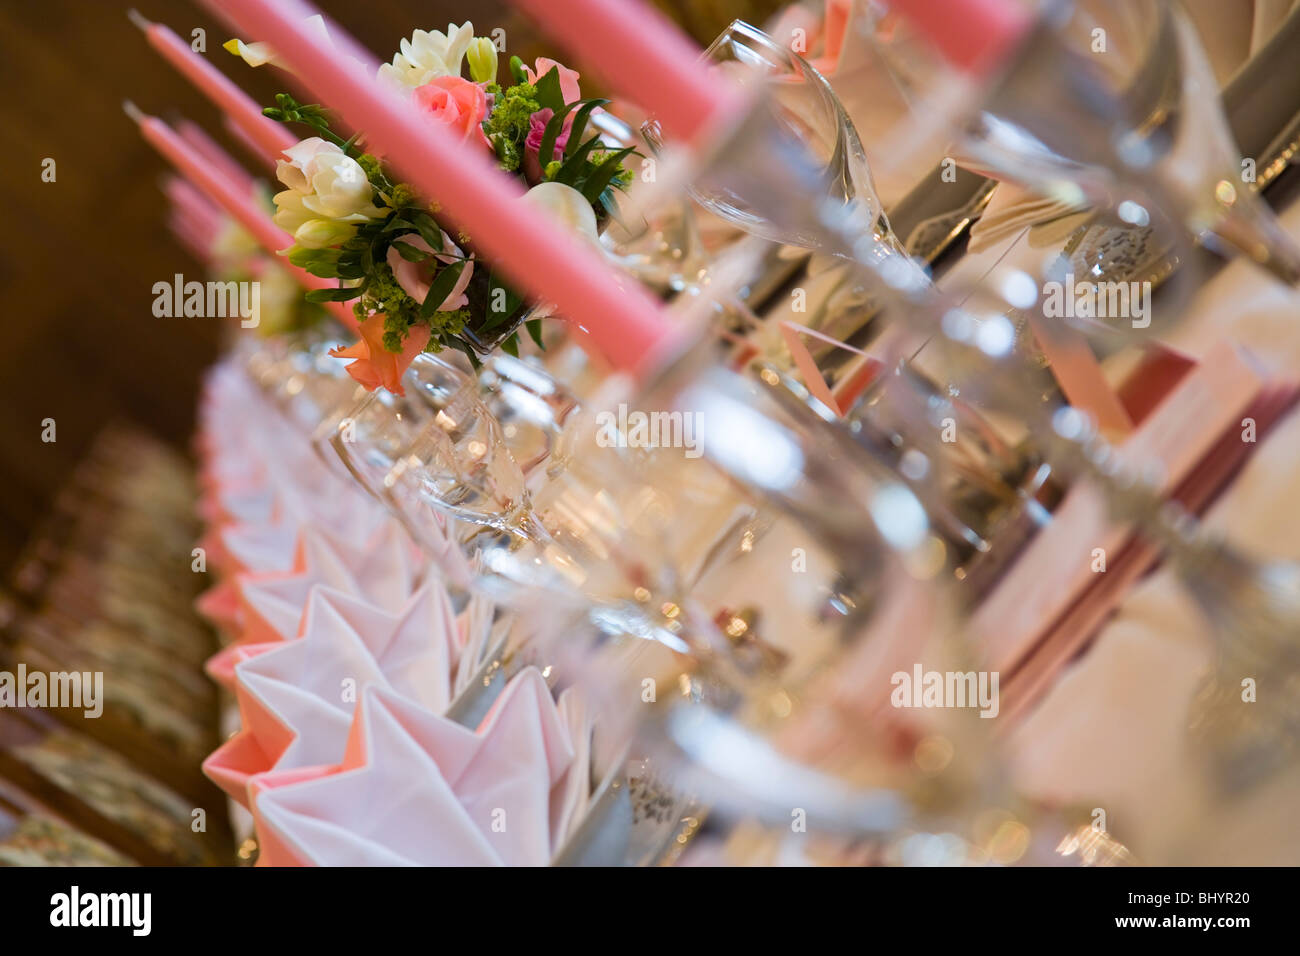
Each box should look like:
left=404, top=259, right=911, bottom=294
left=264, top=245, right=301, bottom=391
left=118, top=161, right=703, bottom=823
left=1025, top=314, right=1134, bottom=436
left=970, top=340, right=1266, bottom=676
left=998, top=383, right=1298, bottom=724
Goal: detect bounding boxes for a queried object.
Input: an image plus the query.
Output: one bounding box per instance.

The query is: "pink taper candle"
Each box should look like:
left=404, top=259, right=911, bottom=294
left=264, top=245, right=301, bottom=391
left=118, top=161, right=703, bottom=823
left=165, top=175, right=226, bottom=243
left=879, top=0, right=1031, bottom=74
left=506, top=0, right=739, bottom=146
left=178, top=119, right=256, bottom=196
left=128, top=9, right=296, bottom=160
left=199, top=0, right=678, bottom=377
left=169, top=214, right=218, bottom=265
left=223, top=115, right=279, bottom=171
left=126, top=102, right=359, bottom=332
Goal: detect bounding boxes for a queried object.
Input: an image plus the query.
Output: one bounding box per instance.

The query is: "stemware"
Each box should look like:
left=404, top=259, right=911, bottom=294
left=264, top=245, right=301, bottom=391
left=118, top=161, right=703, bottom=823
left=948, top=0, right=1300, bottom=286
left=645, top=20, right=912, bottom=265
left=475, top=354, right=582, bottom=481
left=649, top=63, right=1300, bottom=822
left=315, top=352, right=522, bottom=585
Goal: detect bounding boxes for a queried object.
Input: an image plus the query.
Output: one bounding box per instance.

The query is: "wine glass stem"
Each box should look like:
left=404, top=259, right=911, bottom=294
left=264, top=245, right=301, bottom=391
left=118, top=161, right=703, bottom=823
left=509, top=507, right=553, bottom=547
left=1207, top=193, right=1300, bottom=286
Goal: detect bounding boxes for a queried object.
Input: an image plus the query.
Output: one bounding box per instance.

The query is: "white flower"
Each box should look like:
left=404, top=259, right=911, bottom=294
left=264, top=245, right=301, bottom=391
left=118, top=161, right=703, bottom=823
left=272, top=138, right=384, bottom=248
left=466, top=38, right=498, bottom=84
left=292, top=218, right=360, bottom=249
left=223, top=14, right=332, bottom=70
left=517, top=182, right=603, bottom=321
left=378, top=22, right=476, bottom=89
left=521, top=182, right=601, bottom=247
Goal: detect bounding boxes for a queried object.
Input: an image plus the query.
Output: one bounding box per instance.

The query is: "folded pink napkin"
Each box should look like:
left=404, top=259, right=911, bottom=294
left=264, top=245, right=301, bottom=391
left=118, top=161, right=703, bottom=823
left=194, top=357, right=408, bottom=646
left=205, top=582, right=463, bottom=808
left=205, top=519, right=422, bottom=686
left=249, top=669, right=580, bottom=865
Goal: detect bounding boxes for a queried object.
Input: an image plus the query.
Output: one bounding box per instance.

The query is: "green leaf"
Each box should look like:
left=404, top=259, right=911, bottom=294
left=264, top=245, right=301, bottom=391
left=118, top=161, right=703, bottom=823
left=552, top=136, right=601, bottom=186
left=391, top=241, right=431, bottom=262
left=287, top=247, right=338, bottom=267
left=481, top=273, right=524, bottom=332
left=501, top=333, right=520, bottom=357
left=533, top=66, right=565, bottom=112
left=305, top=286, right=363, bottom=303
left=537, top=100, right=580, bottom=171
left=420, top=261, right=467, bottom=319
left=456, top=340, right=483, bottom=369
left=409, top=212, right=445, bottom=253
left=581, top=146, right=636, bottom=205
left=564, top=99, right=609, bottom=159
left=289, top=247, right=344, bottom=278
left=525, top=317, right=545, bottom=351
left=383, top=216, right=416, bottom=233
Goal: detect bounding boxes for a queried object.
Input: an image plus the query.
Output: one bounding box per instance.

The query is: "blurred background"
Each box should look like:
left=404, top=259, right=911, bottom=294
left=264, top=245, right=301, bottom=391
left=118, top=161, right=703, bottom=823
left=0, top=0, right=783, bottom=574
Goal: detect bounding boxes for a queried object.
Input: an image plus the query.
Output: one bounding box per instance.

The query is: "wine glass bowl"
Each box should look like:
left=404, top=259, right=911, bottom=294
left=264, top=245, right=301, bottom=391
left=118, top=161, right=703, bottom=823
left=643, top=19, right=909, bottom=263
left=962, top=0, right=1300, bottom=286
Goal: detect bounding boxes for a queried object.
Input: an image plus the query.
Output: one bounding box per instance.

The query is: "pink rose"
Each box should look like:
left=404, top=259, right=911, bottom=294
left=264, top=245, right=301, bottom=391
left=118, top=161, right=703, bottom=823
left=523, top=58, right=581, bottom=105
left=523, top=108, right=570, bottom=183
left=386, top=232, right=475, bottom=312
left=413, top=75, right=489, bottom=146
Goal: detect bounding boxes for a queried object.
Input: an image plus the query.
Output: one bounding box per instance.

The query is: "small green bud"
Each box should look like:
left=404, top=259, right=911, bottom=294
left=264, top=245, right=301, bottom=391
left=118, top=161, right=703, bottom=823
left=294, top=219, right=355, bottom=249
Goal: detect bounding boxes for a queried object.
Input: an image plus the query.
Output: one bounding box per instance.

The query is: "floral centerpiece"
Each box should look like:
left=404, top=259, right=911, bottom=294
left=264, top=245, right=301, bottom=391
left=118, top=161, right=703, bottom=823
left=225, top=20, right=636, bottom=391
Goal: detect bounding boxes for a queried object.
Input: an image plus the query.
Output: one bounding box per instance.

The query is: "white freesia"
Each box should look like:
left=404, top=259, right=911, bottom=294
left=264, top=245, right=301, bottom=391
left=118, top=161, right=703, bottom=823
left=293, top=218, right=360, bottom=248
left=272, top=138, right=385, bottom=249
left=466, top=37, right=498, bottom=84
left=378, top=22, right=476, bottom=88
left=223, top=14, right=332, bottom=70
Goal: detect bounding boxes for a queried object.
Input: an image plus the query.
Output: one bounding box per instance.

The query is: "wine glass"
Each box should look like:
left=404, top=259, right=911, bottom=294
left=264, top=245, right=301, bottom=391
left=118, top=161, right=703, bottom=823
left=952, top=0, right=1300, bottom=286
left=649, top=93, right=1298, bottom=832
left=475, top=353, right=582, bottom=481
left=645, top=20, right=912, bottom=264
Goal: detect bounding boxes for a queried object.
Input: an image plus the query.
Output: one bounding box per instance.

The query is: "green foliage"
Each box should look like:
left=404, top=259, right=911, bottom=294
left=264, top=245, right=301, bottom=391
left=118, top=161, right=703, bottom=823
left=263, top=64, right=643, bottom=362
left=419, top=260, right=468, bottom=320
left=481, top=82, right=540, bottom=172
left=532, top=67, right=565, bottom=113
left=264, top=93, right=357, bottom=155
left=508, top=55, right=528, bottom=85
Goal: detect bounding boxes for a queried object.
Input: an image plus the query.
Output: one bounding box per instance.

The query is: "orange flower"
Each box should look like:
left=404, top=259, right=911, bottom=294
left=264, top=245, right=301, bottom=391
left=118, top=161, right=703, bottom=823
left=413, top=75, right=489, bottom=147
left=330, top=312, right=431, bottom=394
